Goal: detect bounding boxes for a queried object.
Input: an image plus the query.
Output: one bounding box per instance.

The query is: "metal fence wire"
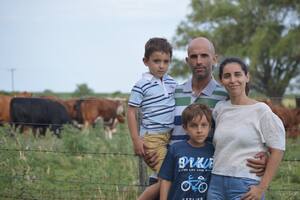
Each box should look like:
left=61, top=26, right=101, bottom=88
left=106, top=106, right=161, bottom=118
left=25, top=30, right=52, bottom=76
left=0, top=147, right=299, bottom=200
left=0, top=96, right=299, bottom=199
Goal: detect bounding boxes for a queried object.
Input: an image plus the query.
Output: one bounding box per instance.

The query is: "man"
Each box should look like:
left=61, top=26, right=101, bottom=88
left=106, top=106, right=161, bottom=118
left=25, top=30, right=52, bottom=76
left=144, top=37, right=266, bottom=192
left=171, top=37, right=227, bottom=145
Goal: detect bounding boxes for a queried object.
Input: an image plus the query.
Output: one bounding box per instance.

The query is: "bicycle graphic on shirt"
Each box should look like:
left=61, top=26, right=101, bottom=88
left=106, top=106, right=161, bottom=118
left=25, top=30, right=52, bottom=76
left=181, top=175, right=208, bottom=193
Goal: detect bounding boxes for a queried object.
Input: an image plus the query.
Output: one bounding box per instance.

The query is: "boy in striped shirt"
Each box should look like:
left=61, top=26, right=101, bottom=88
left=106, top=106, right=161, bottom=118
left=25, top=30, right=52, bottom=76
left=127, top=37, right=177, bottom=200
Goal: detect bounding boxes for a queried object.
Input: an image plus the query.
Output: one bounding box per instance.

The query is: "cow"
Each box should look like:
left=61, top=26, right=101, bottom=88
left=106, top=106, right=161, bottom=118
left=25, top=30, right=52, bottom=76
left=75, top=97, right=126, bottom=139
left=39, top=96, right=84, bottom=128
left=62, top=98, right=78, bottom=119
left=10, top=97, right=71, bottom=137
left=261, top=99, right=300, bottom=138
left=0, top=92, right=32, bottom=125
left=0, top=95, right=13, bottom=125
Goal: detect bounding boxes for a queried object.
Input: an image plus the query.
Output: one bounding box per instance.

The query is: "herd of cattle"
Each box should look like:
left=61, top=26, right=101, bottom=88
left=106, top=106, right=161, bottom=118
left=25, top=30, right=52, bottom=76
left=0, top=92, right=126, bottom=139
left=0, top=92, right=300, bottom=139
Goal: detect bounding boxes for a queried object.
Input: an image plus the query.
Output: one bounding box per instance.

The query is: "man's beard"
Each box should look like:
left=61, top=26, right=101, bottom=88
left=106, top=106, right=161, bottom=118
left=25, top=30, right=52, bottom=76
left=193, top=68, right=210, bottom=80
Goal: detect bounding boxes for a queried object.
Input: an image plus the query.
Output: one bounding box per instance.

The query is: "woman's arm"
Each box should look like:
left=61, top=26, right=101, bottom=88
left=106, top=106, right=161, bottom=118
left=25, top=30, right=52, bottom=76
left=160, top=179, right=171, bottom=200
left=242, top=148, right=284, bottom=200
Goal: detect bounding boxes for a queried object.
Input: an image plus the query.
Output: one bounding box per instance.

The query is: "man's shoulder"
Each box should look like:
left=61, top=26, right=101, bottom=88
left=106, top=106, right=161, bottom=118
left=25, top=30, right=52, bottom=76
left=211, top=84, right=228, bottom=99
left=174, top=80, right=189, bottom=93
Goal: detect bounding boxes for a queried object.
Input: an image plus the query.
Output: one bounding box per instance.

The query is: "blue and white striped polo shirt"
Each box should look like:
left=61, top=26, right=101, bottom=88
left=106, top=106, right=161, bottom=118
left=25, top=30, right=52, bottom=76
left=170, top=77, right=228, bottom=144
left=128, top=72, right=177, bottom=136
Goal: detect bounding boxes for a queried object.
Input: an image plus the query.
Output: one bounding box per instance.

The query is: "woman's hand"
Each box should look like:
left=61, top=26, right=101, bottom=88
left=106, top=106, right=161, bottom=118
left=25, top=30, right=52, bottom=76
left=241, top=185, right=265, bottom=200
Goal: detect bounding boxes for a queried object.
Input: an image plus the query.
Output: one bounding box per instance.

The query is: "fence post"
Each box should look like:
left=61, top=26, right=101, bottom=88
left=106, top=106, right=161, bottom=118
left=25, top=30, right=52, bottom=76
left=138, top=157, right=148, bottom=193
left=137, top=110, right=148, bottom=193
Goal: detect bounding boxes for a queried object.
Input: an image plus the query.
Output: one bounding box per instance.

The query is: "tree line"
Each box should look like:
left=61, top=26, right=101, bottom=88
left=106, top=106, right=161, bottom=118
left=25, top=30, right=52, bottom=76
left=170, top=0, right=300, bottom=104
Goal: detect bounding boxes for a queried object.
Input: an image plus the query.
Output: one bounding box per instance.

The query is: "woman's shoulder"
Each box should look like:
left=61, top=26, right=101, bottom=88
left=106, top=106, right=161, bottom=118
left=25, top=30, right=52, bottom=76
left=214, top=100, right=230, bottom=110
left=252, top=101, right=273, bottom=113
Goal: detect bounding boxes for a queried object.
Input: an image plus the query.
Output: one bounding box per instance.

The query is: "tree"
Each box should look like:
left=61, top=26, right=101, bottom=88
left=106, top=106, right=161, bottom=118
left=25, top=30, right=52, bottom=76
left=171, top=0, right=300, bottom=103
left=73, top=83, right=94, bottom=97
left=42, top=89, right=54, bottom=96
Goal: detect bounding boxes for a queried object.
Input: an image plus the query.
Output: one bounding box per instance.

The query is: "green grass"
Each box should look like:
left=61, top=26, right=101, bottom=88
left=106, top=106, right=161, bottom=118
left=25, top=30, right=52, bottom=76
left=0, top=124, right=299, bottom=199
left=267, top=137, right=300, bottom=199
left=0, top=124, right=139, bottom=200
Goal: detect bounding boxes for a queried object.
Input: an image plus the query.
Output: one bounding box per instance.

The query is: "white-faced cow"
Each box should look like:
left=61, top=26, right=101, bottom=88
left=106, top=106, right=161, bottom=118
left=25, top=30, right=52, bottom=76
left=74, top=97, right=126, bottom=139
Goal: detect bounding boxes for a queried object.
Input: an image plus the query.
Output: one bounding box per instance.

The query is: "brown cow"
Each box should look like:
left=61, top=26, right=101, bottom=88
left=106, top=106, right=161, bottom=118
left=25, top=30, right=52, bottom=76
left=78, top=97, right=126, bottom=139
left=62, top=98, right=79, bottom=120
left=0, top=95, right=13, bottom=124
left=0, top=92, right=32, bottom=125
left=261, top=99, right=300, bottom=138
left=295, top=108, right=300, bottom=122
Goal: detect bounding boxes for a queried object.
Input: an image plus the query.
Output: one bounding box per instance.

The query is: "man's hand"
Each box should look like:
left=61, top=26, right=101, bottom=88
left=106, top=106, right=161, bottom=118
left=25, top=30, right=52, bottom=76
left=246, top=152, right=268, bottom=177
left=143, top=143, right=159, bottom=169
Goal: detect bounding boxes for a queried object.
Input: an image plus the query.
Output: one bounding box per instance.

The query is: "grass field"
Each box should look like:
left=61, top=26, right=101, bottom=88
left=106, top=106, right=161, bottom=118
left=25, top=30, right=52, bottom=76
left=1, top=122, right=299, bottom=200
left=0, top=124, right=140, bottom=200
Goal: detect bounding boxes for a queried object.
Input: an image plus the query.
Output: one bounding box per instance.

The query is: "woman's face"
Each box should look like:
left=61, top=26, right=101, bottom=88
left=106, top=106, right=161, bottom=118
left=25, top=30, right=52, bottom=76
left=220, top=62, right=249, bottom=97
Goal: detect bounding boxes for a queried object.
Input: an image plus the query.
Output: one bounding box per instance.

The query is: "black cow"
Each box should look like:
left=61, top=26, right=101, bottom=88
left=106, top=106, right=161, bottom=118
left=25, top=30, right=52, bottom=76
left=10, top=97, right=71, bottom=137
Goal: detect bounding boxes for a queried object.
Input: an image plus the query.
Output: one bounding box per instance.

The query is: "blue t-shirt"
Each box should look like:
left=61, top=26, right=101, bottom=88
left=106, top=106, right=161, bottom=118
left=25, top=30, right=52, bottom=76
left=159, top=141, right=214, bottom=200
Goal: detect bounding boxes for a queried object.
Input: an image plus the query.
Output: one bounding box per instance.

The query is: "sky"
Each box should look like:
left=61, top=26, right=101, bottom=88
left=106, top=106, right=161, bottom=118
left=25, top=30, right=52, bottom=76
left=0, top=0, right=190, bottom=93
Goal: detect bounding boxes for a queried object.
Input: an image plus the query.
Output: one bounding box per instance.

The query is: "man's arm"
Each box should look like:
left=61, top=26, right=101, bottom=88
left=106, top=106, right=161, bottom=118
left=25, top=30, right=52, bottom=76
left=127, top=105, right=145, bottom=156
left=143, top=145, right=159, bottom=169
left=247, top=152, right=268, bottom=176
left=160, top=179, right=171, bottom=200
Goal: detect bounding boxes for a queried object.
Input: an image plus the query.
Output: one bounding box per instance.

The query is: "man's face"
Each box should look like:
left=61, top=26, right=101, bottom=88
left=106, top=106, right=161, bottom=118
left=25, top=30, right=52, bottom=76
left=186, top=41, right=216, bottom=80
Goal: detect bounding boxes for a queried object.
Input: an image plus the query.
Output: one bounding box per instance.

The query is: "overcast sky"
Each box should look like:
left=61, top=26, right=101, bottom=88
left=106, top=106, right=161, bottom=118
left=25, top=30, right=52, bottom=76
left=0, top=0, right=190, bottom=93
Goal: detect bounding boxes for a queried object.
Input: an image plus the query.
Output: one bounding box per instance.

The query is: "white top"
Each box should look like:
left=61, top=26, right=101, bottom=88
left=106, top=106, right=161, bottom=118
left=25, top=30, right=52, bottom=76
left=212, top=100, right=285, bottom=181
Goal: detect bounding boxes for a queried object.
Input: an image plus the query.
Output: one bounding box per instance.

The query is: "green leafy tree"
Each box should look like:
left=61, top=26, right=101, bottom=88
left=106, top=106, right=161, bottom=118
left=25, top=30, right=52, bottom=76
left=171, top=0, right=300, bottom=103
left=73, top=83, right=94, bottom=97
left=42, top=89, right=54, bottom=96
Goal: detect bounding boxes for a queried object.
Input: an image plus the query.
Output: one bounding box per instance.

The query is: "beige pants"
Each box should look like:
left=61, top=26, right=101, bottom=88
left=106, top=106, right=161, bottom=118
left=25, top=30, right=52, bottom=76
left=143, top=132, right=170, bottom=173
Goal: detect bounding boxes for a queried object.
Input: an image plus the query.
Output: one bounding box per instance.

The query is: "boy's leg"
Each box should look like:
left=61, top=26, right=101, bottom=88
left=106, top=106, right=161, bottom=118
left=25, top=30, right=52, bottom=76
left=138, top=181, right=160, bottom=200
left=143, top=132, right=170, bottom=173
left=139, top=133, right=169, bottom=200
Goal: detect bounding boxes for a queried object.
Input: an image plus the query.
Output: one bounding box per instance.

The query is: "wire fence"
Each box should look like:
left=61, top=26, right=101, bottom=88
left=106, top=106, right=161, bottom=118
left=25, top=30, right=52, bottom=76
left=1, top=95, right=300, bottom=199
left=0, top=147, right=300, bottom=200
left=0, top=147, right=142, bottom=200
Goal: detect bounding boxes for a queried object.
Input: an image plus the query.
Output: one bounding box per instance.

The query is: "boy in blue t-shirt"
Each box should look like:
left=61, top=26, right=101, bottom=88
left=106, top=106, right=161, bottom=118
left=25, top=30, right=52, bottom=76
left=159, top=103, right=214, bottom=200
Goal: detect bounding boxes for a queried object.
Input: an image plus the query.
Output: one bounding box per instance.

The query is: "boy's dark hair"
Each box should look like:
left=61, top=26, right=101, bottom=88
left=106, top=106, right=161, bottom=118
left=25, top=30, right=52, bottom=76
left=144, top=37, right=172, bottom=59
left=182, top=103, right=212, bottom=127
left=219, top=57, right=250, bottom=95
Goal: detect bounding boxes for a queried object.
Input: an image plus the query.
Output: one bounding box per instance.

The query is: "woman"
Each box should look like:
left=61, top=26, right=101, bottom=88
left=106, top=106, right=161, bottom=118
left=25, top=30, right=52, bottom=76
left=207, top=57, right=285, bottom=200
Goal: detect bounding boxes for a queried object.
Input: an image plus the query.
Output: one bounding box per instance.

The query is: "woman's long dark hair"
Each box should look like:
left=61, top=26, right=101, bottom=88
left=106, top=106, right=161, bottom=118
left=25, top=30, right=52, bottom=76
left=218, top=57, right=250, bottom=95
